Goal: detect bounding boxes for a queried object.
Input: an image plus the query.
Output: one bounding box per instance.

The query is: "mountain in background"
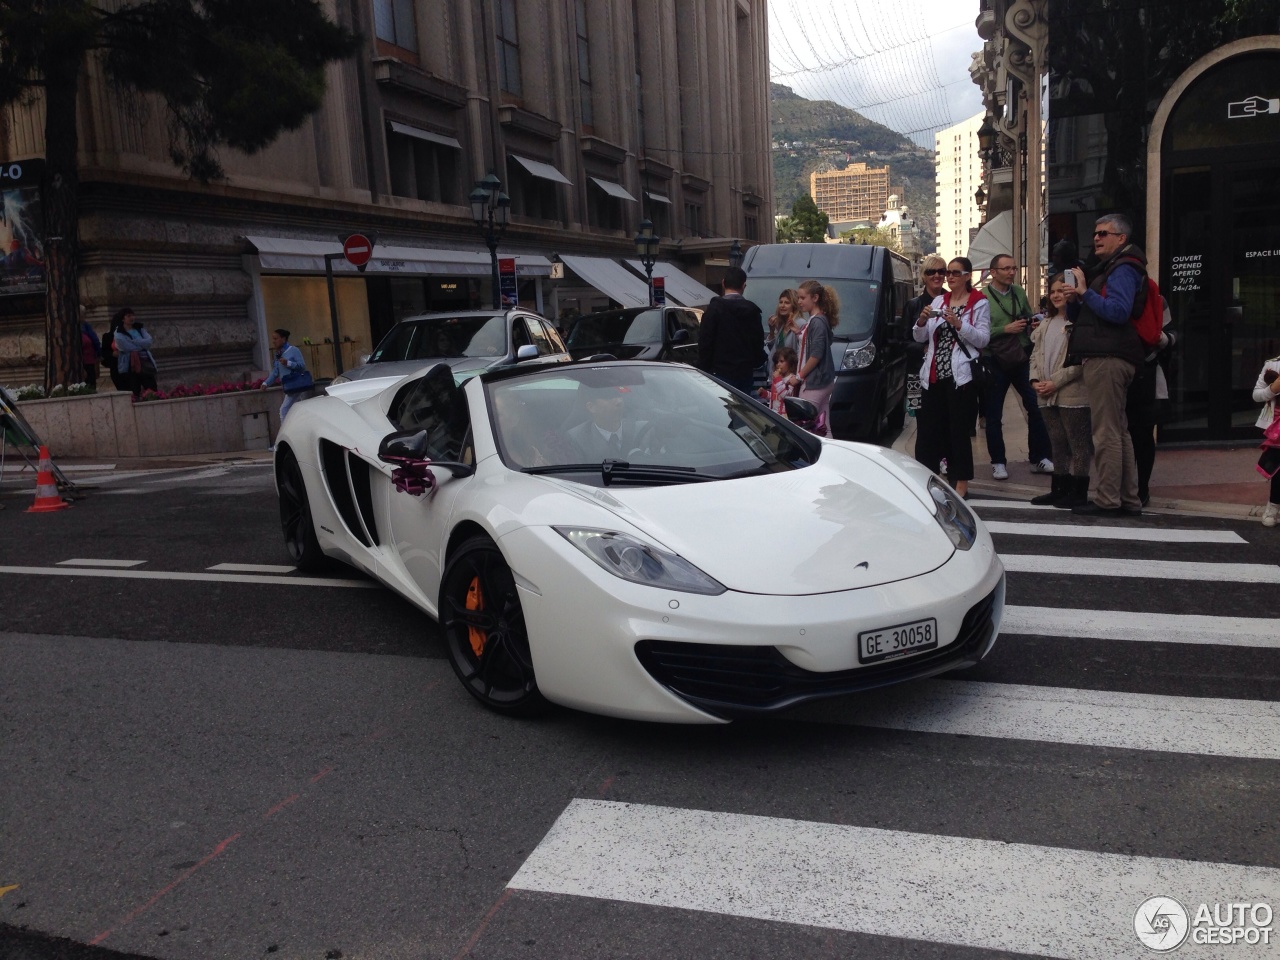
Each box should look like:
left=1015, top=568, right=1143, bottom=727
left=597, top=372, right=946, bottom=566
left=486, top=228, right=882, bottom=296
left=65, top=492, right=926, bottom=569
left=770, top=83, right=936, bottom=245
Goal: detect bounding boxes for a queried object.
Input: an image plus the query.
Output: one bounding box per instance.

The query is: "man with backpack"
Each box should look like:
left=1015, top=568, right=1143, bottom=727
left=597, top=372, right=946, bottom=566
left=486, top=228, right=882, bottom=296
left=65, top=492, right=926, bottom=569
left=1064, top=213, right=1150, bottom=517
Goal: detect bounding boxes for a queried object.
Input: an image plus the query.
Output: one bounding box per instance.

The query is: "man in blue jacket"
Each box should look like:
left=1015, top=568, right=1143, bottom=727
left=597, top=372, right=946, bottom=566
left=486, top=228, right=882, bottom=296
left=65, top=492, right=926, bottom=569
left=1065, top=214, right=1147, bottom=516
left=261, top=328, right=313, bottom=427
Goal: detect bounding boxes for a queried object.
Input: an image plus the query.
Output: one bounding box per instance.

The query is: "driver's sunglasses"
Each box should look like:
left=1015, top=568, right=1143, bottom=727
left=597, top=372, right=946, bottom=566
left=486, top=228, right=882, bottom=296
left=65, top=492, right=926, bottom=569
left=1093, top=230, right=1120, bottom=238
left=923, top=268, right=946, bottom=277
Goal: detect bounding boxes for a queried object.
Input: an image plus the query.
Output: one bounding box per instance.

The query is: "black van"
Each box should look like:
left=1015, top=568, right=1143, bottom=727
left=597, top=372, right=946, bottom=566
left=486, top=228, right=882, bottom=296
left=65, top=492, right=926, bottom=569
left=741, top=243, right=917, bottom=443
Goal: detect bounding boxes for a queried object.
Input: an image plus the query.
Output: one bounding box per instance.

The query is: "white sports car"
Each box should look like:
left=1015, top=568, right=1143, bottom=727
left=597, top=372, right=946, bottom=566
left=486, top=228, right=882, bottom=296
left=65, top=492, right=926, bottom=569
left=274, top=359, right=1004, bottom=723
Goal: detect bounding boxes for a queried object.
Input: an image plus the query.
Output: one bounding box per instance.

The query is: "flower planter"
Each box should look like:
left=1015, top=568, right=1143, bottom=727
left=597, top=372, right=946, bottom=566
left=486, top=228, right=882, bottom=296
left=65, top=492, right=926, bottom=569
left=16, top=388, right=283, bottom=459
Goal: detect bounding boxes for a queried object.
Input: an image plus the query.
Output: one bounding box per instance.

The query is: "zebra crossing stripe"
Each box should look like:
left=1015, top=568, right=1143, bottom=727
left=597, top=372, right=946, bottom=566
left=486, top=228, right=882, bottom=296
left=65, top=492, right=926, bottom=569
left=508, top=799, right=1280, bottom=960
left=791, top=680, right=1280, bottom=760
left=1002, top=554, right=1280, bottom=583
left=1003, top=605, right=1280, bottom=648
left=983, top=521, right=1245, bottom=543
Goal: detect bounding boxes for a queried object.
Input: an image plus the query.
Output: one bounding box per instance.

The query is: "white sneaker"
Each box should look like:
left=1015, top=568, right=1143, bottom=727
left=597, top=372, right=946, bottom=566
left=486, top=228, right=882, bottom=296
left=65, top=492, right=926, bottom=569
left=1031, top=458, right=1054, bottom=474
left=992, top=463, right=1009, bottom=480
left=1263, top=503, right=1280, bottom=528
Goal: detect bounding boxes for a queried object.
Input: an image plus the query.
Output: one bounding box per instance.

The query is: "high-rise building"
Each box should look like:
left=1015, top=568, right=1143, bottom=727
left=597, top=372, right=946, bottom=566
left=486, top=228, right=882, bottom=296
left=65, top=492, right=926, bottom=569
left=934, top=112, right=985, bottom=264
left=809, top=163, right=891, bottom=223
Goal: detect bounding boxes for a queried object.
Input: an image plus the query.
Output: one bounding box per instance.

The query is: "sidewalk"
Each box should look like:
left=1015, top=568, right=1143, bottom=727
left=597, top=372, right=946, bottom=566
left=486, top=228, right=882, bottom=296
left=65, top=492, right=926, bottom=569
left=892, top=391, right=1271, bottom=520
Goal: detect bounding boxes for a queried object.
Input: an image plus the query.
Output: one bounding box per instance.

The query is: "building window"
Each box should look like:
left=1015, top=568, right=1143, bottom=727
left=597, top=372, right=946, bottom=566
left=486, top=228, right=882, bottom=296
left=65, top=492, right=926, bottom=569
left=575, top=0, right=593, bottom=126
left=373, top=0, right=418, bottom=59
left=684, top=201, right=703, bottom=238
left=496, top=0, right=521, bottom=96
left=648, top=200, right=669, bottom=239
left=509, top=162, right=558, bottom=221
left=744, top=213, right=758, bottom=241
left=588, top=183, right=623, bottom=232
left=387, top=131, right=458, bottom=204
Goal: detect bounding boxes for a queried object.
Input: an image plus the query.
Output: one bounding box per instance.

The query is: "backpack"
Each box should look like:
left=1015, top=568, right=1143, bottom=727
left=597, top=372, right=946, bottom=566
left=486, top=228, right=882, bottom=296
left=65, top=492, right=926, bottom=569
left=1104, top=256, right=1164, bottom=348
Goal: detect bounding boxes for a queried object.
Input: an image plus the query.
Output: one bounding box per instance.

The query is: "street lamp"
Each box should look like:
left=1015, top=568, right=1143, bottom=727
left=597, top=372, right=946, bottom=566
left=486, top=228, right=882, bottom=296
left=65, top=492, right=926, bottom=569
left=974, top=185, right=986, bottom=207
left=634, top=218, right=660, bottom=305
left=976, top=117, right=997, bottom=157
left=470, top=172, right=511, bottom=309
left=728, top=238, right=743, bottom=269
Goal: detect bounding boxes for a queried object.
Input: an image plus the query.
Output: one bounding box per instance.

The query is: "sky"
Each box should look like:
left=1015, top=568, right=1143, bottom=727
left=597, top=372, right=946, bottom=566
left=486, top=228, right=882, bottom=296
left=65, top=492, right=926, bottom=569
left=768, top=0, right=986, bottom=149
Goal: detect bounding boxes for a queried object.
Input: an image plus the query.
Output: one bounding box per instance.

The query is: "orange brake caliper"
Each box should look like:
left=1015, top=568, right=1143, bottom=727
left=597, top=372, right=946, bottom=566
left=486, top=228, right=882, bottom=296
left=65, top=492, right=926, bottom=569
left=465, top=576, right=486, bottom=657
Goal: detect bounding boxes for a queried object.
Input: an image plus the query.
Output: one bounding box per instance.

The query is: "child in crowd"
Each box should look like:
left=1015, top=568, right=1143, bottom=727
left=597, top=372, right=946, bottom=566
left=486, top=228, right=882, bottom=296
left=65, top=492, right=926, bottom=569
left=1254, top=357, right=1280, bottom=527
left=764, top=347, right=798, bottom=415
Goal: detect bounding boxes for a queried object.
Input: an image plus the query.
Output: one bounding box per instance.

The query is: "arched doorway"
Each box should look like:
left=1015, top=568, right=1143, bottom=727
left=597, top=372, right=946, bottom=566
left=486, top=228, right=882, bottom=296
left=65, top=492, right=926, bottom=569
left=1156, top=45, right=1280, bottom=440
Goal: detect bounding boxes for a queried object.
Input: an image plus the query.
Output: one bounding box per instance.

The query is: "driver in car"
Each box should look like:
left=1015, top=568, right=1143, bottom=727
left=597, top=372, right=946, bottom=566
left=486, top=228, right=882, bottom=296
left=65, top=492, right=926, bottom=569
left=567, top=386, right=647, bottom=461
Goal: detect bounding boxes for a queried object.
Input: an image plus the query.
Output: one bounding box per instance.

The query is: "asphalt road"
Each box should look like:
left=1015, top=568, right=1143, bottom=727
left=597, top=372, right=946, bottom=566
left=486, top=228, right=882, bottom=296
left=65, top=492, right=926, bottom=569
left=1, top=462, right=1279, bottom=960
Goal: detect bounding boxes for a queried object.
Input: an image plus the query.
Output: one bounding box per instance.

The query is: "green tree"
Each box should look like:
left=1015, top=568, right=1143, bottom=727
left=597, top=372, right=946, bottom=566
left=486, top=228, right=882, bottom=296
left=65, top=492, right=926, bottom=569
left=790, top=194, right=830, bottom=243
left=774, top=216, right=802, bottom=243
left=0, top=0, right=358, bottom=390
left=840, top=227, right=902, bottom=252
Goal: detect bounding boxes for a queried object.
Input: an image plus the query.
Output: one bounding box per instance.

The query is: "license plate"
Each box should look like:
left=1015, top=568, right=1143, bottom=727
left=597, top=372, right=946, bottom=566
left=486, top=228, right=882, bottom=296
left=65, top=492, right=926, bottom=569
left=858, top=617, right=938, bottom=664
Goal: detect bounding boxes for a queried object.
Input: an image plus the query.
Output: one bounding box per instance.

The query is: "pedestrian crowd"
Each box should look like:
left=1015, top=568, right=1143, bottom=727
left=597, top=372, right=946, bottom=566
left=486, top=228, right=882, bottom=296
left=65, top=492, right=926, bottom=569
left=909, top=211, right=1280, bottom=525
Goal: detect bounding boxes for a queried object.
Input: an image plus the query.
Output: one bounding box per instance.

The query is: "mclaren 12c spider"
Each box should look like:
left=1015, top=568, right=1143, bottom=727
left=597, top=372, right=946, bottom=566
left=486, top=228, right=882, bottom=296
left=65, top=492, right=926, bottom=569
left=274, top=359, right=1005, bottom=722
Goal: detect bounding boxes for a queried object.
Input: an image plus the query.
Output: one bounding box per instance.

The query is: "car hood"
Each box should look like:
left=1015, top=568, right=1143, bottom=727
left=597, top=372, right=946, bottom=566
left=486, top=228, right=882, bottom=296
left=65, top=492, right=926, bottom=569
left=568, top=449, right=951, bottom=595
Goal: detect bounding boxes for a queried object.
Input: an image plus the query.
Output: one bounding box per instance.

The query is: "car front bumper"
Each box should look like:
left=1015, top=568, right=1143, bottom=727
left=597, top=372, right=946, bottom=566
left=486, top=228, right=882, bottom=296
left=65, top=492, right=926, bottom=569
left=497, top=524, right=1005, bottom=723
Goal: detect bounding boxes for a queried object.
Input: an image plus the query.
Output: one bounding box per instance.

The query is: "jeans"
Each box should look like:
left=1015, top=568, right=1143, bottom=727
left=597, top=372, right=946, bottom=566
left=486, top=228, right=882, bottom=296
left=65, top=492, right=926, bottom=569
left=983, top=358, right=1052, bottom=465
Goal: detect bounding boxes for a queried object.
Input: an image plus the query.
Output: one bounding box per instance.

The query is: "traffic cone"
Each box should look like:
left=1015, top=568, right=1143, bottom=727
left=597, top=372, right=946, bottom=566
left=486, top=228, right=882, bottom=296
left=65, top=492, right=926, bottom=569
left=26, top=446, right=70, bottom=513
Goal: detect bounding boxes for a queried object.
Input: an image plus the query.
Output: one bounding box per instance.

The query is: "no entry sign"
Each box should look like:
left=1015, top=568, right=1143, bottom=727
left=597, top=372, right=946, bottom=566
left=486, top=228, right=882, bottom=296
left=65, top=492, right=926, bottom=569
left=343, top=234, right=373, bottom=268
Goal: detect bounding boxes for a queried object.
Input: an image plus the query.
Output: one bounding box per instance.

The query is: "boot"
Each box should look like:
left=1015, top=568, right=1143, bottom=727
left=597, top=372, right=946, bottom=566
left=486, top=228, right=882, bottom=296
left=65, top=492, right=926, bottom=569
left=1030, top=474, right=1068, bottom=505
left=1054, top=475, right=1090, bottom=509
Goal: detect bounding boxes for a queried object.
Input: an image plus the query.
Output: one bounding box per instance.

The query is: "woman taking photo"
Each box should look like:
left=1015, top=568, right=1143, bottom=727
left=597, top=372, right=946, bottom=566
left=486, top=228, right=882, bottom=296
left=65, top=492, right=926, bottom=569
left=789, top=279, right=839, bottom=437
left=912, top=257, right=990, bottom=497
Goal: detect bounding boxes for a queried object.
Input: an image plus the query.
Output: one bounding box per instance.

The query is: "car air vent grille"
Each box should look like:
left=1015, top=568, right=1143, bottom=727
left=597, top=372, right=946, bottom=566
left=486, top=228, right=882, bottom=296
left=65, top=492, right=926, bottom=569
left=347, top=451, right=380, bottom=546
left=319, top=439, right=371, bottom=548
left=635, top=585, right=999, bottom=718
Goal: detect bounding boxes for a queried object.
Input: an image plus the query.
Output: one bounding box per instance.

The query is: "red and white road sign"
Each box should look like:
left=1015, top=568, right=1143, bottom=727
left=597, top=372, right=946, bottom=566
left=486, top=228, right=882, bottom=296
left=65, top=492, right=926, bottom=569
left=343, top=234, right=373, bottom=267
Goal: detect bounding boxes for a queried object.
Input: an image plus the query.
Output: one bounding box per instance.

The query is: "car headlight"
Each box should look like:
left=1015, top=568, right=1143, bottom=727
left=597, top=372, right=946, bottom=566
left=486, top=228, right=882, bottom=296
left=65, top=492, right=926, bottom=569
left=840, top=341, right=876, bottom=370
left=554, top=527, right=727, bottom=595
left=928, top=476, right=977, bottom=550
left=329, top=374, right=351, bottom=384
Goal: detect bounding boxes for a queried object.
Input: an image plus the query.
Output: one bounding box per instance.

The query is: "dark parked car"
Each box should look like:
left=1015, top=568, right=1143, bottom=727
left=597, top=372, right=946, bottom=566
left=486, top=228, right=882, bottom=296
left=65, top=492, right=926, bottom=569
left=565, top=305, right=702, bottom=363
left=741, top=243, right=916, bottom=442
left=331, top=309, right=570, bottom=384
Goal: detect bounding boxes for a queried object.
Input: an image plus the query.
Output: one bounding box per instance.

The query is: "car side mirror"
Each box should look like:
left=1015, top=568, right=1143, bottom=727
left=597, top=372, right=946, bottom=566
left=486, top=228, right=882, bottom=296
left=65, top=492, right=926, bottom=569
left=670, top=328, right=690, bottom=345
left=516, top=344, right=538, bottom=361
left=783, top=396, right=819, bottom=422
left=378, top=429, right=474, bottom=480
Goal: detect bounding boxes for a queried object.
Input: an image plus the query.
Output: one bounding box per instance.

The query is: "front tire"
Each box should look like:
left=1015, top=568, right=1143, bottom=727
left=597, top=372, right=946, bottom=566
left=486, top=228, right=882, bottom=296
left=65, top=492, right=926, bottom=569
left=276, top=447, right=326, bottom=572
left=440, top=536, right=551, bottom=717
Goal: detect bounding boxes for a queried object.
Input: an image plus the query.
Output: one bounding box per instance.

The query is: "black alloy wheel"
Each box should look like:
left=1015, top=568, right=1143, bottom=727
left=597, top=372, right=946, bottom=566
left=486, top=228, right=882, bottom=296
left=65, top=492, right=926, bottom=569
left=440, top=536, right=550, bottom=717
left=276, top=447, right=326, bottom=572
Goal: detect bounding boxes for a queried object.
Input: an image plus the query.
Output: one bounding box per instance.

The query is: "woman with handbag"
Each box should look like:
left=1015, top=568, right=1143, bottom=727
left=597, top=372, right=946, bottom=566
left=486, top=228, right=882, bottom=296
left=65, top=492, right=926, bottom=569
left=1252, top=355, right=1280, bottom=527
left=113, top=308, right=158, bottom=398
left=261, top=328, right=314, bottom=429
left=912, top=257, right=991, bottom=497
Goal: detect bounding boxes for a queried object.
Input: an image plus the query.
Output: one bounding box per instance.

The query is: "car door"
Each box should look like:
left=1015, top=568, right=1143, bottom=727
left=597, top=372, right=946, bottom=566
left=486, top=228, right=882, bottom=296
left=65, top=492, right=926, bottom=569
left=668, top=308, right=701, bottom=365
left=538, top=318, right=572, bottom=363
left=381, top=369, right=476, bottom=608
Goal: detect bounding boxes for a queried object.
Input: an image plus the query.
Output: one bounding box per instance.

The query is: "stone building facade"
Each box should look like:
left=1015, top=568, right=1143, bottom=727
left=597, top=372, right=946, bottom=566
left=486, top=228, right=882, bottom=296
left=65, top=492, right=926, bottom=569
left=0, top=0, right=772, bottom=385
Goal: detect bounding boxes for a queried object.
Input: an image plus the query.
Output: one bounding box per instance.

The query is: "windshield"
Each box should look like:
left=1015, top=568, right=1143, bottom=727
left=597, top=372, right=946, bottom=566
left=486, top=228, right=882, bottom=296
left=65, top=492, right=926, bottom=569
left=371, top=315, right=508, bottom=362
left=744, top=279, right=880, bottom=342
left=567, top=309, right=662, bottom=348
left=486, top=365, right=817, bottom=484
